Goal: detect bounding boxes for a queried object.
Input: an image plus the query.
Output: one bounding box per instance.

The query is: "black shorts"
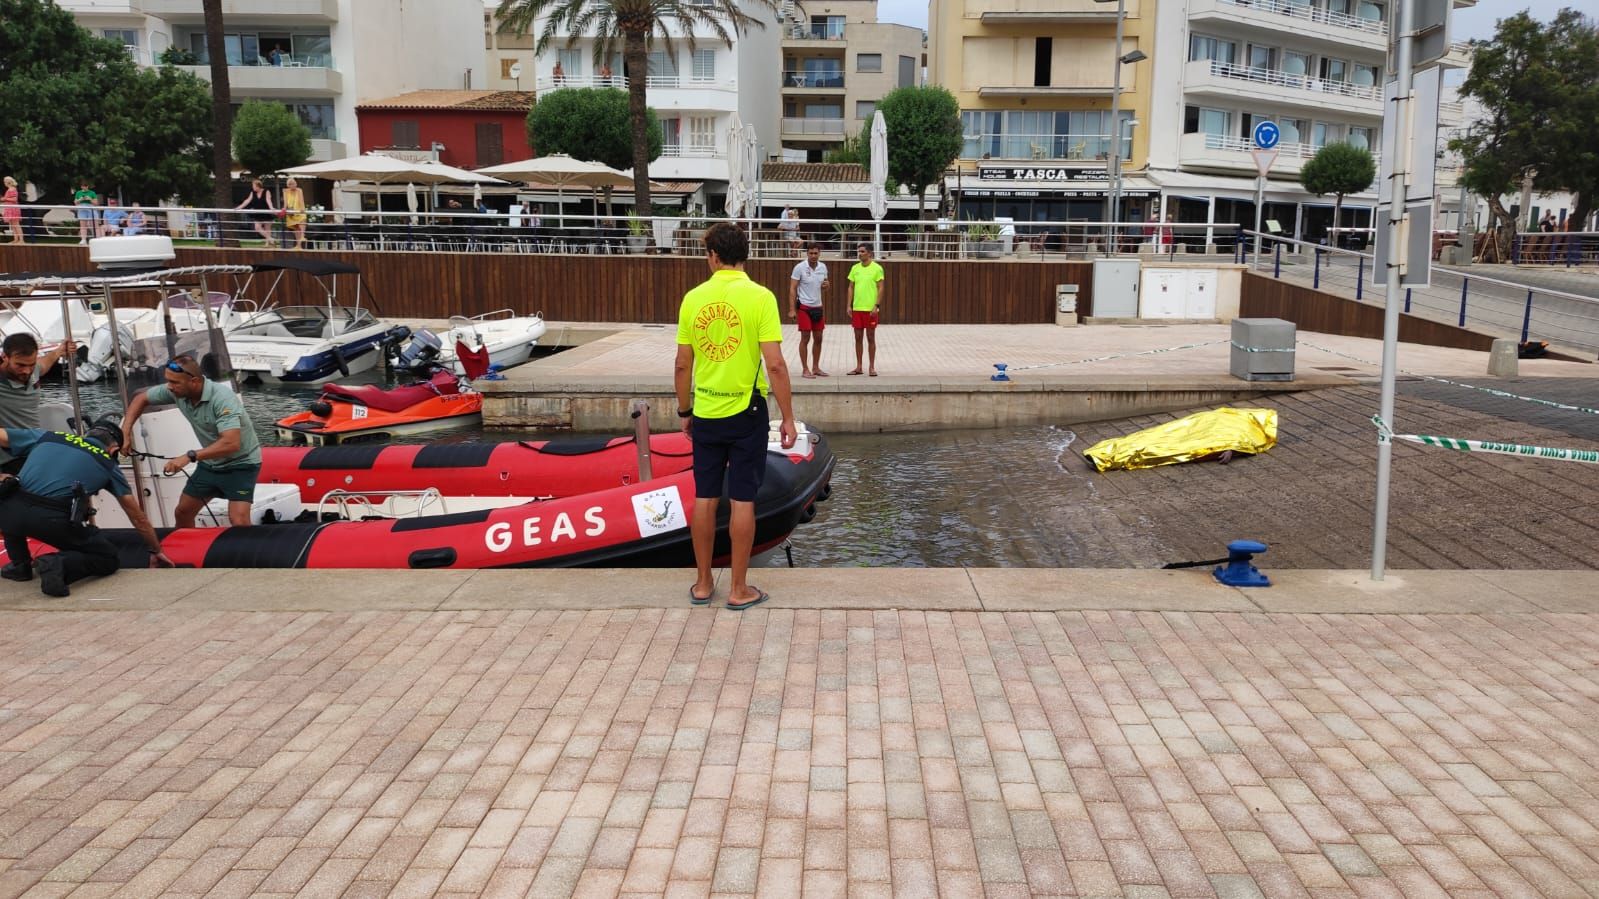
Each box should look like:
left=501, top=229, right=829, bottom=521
left=691, top=394, right=770, bottom=502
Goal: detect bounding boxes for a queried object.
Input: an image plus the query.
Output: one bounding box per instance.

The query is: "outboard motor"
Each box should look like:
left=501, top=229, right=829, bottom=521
left=76, top=322, right=135, bottom=384
left=393, top=328, right=443, bottom=373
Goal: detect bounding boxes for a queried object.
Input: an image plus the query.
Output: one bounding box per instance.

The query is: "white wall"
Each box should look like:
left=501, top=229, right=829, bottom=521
left=1145, top=0, right=1188, bottom=173
left=737, top=16, right=783, bottom=165
left=339, top=0, right=484, bottom=154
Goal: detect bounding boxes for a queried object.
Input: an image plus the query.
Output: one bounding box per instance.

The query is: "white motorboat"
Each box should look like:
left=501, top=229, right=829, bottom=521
left=225, top=260, right=407, bottom=386
left=391, top=310, right=546, bottom=377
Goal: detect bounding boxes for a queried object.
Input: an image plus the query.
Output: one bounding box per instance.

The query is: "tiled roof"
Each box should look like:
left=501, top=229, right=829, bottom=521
left=358, top=90, right=535, bottom=112
left=760, top=163, right=868, bottom=183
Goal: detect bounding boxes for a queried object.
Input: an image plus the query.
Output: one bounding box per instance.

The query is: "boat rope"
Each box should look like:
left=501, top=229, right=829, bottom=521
left=1373, top=415, right=1599, bottom=465
left=1296, top=339, right=1599, bottom=416
left=1003, top=338, right=1229, bottom=373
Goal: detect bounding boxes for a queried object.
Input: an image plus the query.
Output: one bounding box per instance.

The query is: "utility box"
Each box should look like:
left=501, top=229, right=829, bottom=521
left=1055, top=284, right=1079, bottom=327
left=1230, top=318, right=1296, bottom=382
left=1091, top=258, right=1140, bottom=318
left=1140, top=267, right=1219, bottom=319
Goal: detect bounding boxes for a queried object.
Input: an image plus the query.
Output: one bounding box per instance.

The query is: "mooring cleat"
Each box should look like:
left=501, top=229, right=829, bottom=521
left=1214, top=539, right=1270, bottom=587
left=991, top=363, right=1010, bottom=382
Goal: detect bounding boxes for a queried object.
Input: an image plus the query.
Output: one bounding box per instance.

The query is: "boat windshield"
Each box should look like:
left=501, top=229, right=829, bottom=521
left=236, top=305, right=376, bottom=339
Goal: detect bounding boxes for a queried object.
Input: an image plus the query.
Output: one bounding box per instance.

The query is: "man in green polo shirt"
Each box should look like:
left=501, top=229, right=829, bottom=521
left=675, top=222, right=798, bottom=611
left=121, top=355, right=262, bottom=528
left=846, top=243, right=886, bottom=376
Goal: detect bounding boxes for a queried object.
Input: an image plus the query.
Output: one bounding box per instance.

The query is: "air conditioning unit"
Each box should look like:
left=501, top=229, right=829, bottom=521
left=88, top=235, right=176, bottom=269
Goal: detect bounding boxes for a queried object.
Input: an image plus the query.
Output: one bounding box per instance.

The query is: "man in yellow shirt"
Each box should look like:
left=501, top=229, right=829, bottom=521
left=846, top=243, right=886, bottom=376
left=675, top=222, right=798, bottom=610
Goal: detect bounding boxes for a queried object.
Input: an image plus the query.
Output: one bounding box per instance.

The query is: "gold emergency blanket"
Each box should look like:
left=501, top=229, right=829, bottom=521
left=1084, top=407, right=1277, bottom=472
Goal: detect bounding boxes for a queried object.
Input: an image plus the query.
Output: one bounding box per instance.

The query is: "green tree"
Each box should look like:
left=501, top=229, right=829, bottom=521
left=232, top=101, right=312, bottom=179
left=1299, top=141, right=1376, bottom=243
left=1451, top=9, right=1599, bottom=260
left=824, top=124, right=868, bottom=166
left=0, top=0, right=215, bottom=205
left=496, top=0, right=781, bottom=212
left=528, top=86, right=661, bottom=170
left=876, top=86, right=962, bottom=221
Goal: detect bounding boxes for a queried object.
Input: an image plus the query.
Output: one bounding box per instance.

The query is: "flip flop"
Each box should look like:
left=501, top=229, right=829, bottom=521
left=869, top=371, right=878, bottom=377
left=689, top=585, right=713, bottom=606
left=815, top=370, right=830, bottom=377
left=847, top=369, right=864, bottom=376
left=802, top=372, right=816, bottom=379
left=726, top=586, right=770, bottom=611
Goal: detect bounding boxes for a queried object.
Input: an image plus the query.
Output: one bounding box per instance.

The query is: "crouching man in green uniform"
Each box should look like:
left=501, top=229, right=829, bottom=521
left=122, top=355, right=262, bottom=528
left=0, top=422, right=172, bottom=597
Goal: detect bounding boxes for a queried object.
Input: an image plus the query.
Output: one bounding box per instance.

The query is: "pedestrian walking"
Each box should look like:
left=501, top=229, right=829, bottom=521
left=674, top=222, right=797, bottom=610
left=0, top=421, right=172, bottom=597
left=845, top=243, right=885, bottom=376
left=1, top=177, right=22, bottom=244
left=120, top=355, right=262, bottom=528
left=789, top=242, right=830, bottom=378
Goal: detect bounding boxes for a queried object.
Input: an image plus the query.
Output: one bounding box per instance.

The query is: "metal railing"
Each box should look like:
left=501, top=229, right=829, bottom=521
left=962, top=132, right=1122, bottom=162
left=1240, top=231, right=1599, bottom=355
left=186, top=53, right=336, bottom=69
left=1195, top=59, right=1381, bottom=102
left=781, top=117, right=848, bottom=135
left=787, top=24, right=847, bottom=40
left=1215, top=0, right=1388, bottom=36
left=1509, top=231, right=1599, bottom=268
left=537, top=74, right=729, bottom=92
left=783, top=71, right=845, bottom=89
left=0, top=203, right=1251, bottom=263
left=660, top=143, right=719, bottom=158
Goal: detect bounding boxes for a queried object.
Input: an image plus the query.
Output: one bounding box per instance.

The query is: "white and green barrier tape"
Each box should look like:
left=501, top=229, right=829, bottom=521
left=1006, top=338, right=1229, bottom=373
left=1374, top=415, right=1599, bottom=465
left=1297, top=339, right=1599, bottom=417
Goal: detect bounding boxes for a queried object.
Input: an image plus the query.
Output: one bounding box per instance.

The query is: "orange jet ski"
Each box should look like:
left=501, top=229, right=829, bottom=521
left=276, top=366, right=482, bottom=444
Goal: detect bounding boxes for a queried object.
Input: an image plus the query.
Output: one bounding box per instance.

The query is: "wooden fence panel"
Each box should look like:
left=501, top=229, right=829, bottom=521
left=1239, top=272, right=1496, bottom=352
left=1, top=246, right=1093, bottom=324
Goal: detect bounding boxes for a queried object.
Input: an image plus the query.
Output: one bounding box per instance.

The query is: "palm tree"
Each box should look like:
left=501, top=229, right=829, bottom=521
left=496, top=0, right=780, bottom=213
left=202, top=0, right=234, bottom=246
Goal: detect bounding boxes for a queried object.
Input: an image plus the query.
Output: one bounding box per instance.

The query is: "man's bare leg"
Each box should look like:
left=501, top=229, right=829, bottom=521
left=726, top=500, right=759, bottom=604
left=867, top=330, right=878, bottom=376
left=812, top=333, right=827, bottom=376
left=690, top=498, right=717, bottom=601
left=798, top=332, right=813, bottom=377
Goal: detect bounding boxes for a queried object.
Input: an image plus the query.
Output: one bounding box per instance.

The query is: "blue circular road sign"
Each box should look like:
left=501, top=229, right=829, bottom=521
left=1253, top=121, right=1281, bottom=150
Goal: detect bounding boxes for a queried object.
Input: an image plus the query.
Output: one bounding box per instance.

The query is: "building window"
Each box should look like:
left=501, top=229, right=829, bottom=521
left=809, top=16, right=845, bottom=38
left=688, top=115, right=715, bottom=152
left=898, top=55, right=916, bottom=87
left=856, top=53, right=882, bottom=73
left=1189, top=35, right=1236, bottom=64
left=1347, top=126, right=1372, bottom=150
left=476, top=123, right=504, bottom=166
left=807, top=104, right=842, bottom=119
left=648, top=50, right=679, bottom=80
left=856, top=101, right=876, bottom=120
left=500, top=58, right=518, bottom=79
left=692, top=49, right=715, bottom=81
left=558, top=48, right=583, bottom=79
left=391, top=120, right=420, bottom=149
left=102, top=29, right=139, bottom=60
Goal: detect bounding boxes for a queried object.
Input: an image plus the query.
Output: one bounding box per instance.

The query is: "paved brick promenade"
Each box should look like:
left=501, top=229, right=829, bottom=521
left=4, top=597, right=1599, bottom=898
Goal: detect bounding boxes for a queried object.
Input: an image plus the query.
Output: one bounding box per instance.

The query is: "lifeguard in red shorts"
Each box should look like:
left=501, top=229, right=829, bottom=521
left=789, top=243, right=831, bottom=378
left=846, top=243, right=885, bottom=376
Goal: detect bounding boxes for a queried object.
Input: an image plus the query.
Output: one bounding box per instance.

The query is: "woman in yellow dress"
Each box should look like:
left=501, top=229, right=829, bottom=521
left=282, top=177, right=308, bottom=249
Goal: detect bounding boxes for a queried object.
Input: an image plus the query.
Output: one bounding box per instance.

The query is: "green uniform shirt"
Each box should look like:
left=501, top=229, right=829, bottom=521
left=0, top=368, right=42, bottom=467
left=848, top=260, right=885, bottom=312
left=144, top=379, right=262, bottom=469
left=6, top=429, right=132, bottom=499
left=73, top=188, right=96, bottom=206
left=676, top=269, right=782, bottom=420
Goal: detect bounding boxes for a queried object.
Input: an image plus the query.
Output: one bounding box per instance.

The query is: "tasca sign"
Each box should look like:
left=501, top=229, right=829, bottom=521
left=978, top=166, right=1102, bottom=182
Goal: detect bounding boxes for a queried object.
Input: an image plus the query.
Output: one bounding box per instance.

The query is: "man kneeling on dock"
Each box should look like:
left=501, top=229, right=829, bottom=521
left=0, top=422, right=172, bottom=597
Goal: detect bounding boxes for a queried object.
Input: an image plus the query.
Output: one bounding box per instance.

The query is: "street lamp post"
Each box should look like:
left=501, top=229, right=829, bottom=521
left=1093, top=0, right=1144, bottom=254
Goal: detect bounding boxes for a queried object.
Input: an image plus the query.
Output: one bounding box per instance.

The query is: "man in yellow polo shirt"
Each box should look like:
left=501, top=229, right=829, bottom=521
left=846, top=243, right=885, bottom=376
left=675, top=222, right=798, bottom=610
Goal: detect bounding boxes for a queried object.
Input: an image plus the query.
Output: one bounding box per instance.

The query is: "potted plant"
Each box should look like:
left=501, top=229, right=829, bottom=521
left=625, top=215, right=650, bottom=252
left=965, top=221, right=1002, bottom=258
left=674, top=204, right=710, bottom=254
left=832, top=221, right=858, bottom=257
left=159, top=47, right=200, bottom=66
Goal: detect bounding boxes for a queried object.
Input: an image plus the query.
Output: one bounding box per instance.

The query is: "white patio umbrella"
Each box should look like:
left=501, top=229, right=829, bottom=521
left=725, top=113, right=748, bottom=219
left=284, top=153, right=459, bottom=185
left=737, top=123, right=760, bottom=226
left=405, top=182, right=419, bottom=225
left=475, top=155, right=633, bottom=229
left=868, top=110, right=889, bottom=253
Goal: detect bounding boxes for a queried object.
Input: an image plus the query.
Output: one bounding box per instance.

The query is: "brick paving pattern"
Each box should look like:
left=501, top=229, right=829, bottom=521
left=3, top=606, right=1599, bottom=897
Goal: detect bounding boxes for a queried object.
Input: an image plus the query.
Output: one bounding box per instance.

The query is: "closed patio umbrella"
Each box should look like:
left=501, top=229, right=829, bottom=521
left=869, top=110, right=889, bottom=254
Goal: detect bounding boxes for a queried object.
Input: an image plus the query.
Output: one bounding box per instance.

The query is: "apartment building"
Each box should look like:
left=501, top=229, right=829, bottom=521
left=776, top=0, right=923, bottom=162
left=927, top=0, right=1155, bottom=223
left=483, top=4, right=781, bottom=196
left=1145, top=0, right=1472, bottom=246
left=59, top=0, right=485, bottom=165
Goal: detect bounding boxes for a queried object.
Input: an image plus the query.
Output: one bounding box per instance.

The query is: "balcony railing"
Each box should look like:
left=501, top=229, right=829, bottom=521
left=963, top=132, right=1124, bottom=161
left=787, top=24, right=846, bottom=40
left=781, top=117, right=847, bottom=135
left=191, top=52, right=335, bottom=68
left=1214, top=0, right=1388, bottom=36
left=1198, top=59, right=1380, bottom=102
left=536, top=75, right=730, bottom=92
left=783, top=71, right=845, bottom=89
left=660, top=143, right=718, bottom=158
left=1194, top=131, right=1377, bottom=164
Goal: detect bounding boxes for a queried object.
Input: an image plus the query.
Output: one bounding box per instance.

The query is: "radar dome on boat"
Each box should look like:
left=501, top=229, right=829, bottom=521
left=88, top=235, right=176, bottom=269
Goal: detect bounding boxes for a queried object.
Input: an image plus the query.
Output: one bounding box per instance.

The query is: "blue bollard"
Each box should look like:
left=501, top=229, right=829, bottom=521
left=1521, top=290, right=1534, bottom=343
left=1214, top=540, right=1271, bottom=587
left=1356, top=256, right=1364, bottom=300
left=991, top=363, right=1010, bottom=382
left=1459, top=277, right=1469, bottom=327
left=1404, top=288, right=1412, bottom=313
left=1273, top=242, right=1282, bottom=278
left=1313, top=248, right=1321, bottom=289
